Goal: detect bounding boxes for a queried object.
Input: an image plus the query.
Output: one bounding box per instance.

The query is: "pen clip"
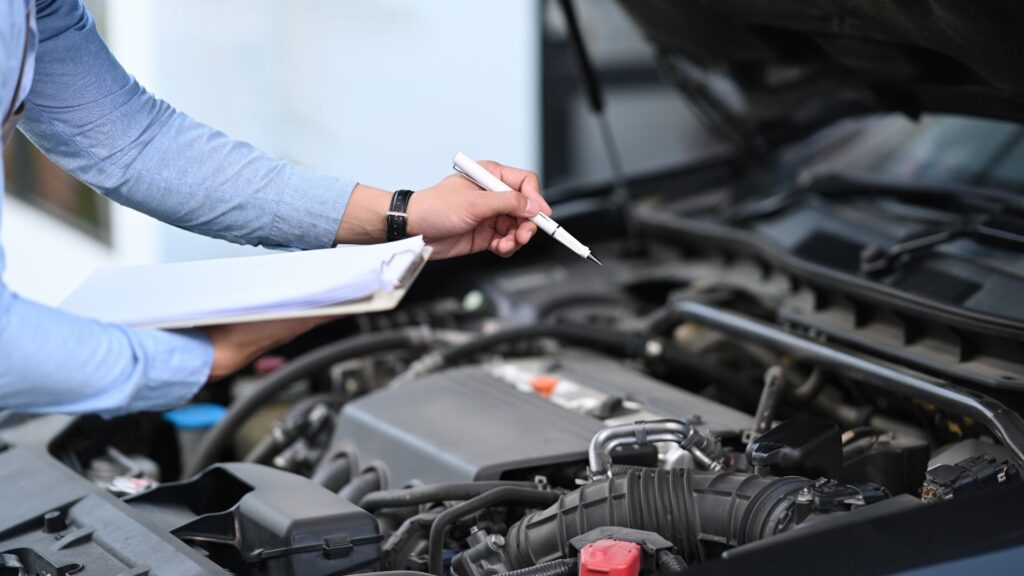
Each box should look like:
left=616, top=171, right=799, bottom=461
left=452, top=163, right=488, bottom=191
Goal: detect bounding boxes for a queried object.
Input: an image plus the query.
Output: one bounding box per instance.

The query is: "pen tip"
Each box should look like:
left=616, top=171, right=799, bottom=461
left=587, top=253, right=604, bottom=266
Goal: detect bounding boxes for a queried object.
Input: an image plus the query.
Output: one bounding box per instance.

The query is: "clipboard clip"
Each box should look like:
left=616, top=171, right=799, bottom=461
left=378, top=246, right=431, bottom=290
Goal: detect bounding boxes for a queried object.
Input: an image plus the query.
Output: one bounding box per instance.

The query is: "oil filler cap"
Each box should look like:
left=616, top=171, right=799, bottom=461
left=579, top=540, right=642, bottom=576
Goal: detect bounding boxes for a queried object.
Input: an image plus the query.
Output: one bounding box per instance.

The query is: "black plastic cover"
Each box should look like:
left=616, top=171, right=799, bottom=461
left=0, top=445, right=225, bottom=575
left=746, top=419, right=843, bottom=479
left=333, top=354, right=753, bottom=488
left=841, top=433, right=930, bottom=496
left=126, top=463, right=381, bottom=576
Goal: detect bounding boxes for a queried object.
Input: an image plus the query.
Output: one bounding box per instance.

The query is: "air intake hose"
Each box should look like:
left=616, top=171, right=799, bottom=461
left=504, top=467, right=811, bottom=566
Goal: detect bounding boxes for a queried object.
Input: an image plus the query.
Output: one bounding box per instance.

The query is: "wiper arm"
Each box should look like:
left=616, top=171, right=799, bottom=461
left=859, top=224, right=970, bottom=275
left=858, top=212, right=1024, bottom=276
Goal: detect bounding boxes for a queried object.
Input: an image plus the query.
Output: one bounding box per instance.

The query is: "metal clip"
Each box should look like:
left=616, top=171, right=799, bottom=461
left=452, top=163, right=488, bottom=190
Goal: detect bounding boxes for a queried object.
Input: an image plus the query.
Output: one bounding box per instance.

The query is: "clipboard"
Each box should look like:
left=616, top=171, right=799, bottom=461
left=141, top=245, right=432, bottom=329
left=60, top=238, right=433, bottom=330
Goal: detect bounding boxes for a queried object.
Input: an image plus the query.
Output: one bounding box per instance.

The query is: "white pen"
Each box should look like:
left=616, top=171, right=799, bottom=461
left=452, top=152, right=603, bottom=266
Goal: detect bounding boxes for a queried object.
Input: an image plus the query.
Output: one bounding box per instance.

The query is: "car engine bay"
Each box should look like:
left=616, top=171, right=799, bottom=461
left=5, top=0, right=1024, bottom=574
left=4, top=123, right=1024, bottom=574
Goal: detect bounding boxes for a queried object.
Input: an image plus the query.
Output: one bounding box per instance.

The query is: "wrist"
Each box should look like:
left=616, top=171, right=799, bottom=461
left=405, top=189, right=425, bottom=237
left=334, top=183, right=391, bottom=244
left=203, top=326, right=245, bottom=381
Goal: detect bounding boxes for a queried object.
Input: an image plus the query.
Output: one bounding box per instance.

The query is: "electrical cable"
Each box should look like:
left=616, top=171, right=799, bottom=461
left=395, top=323, right=642, bottom=385
left=438, top=323, right=640, bottom=365
left=360, top=481, right=539, bottom=511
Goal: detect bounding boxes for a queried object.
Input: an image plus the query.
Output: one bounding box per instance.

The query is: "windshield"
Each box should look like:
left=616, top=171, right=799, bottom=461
left=816, top=114, right=1024, bottom=193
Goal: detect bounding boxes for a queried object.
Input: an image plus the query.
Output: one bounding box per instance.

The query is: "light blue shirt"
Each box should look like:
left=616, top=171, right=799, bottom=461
left=0, top=0, right=356, bottom=415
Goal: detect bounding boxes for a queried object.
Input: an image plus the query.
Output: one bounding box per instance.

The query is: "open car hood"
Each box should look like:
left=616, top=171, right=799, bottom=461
left=618, top=0, right=1024, bottom=146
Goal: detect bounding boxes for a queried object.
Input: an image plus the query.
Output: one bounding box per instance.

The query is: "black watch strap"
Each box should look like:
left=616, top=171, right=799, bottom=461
left=386, top=189, right=415, bottom=241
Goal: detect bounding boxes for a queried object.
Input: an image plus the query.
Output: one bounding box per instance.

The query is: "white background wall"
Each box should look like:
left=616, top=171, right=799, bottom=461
left=2, top=0, right=541, bottom=305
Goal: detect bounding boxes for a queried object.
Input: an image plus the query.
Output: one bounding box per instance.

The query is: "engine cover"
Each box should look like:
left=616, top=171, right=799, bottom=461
left=332, top=353, right=753, bottom=488
left=0, top=419, right=380, bottom=576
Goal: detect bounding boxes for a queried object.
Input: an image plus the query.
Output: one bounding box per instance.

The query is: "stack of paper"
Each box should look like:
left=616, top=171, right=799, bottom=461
left=60, top=236, right=427, bottom=328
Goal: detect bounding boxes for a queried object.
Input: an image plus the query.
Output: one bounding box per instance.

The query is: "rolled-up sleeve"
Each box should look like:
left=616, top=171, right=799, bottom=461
left=19, top=0, right=354, bottom=250
left=0, top=281, right=213, bottom=416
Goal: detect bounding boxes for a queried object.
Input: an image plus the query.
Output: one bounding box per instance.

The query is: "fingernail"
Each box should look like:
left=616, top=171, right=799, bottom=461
left=525, top=197, right=537, bottom=215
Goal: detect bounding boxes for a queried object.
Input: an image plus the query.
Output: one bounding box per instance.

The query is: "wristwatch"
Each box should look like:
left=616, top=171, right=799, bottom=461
left=386, top=189, right=415, bottom=241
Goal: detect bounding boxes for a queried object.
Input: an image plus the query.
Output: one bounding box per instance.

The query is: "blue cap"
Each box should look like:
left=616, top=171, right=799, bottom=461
left=163, top=403, right=227, bottom=430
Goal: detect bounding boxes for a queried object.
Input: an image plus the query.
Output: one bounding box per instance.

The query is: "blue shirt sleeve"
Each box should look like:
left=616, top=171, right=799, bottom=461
left=20, top=0, right=356, bottom=250
left=0, top=0, right=356, bottom=416
left=0, top=281, right=214, bottom=416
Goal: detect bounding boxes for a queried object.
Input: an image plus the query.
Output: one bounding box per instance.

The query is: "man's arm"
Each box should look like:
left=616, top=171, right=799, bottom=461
left=0, top=281, right=212, bottom=416
left=19, top=0, right=351, bottom=250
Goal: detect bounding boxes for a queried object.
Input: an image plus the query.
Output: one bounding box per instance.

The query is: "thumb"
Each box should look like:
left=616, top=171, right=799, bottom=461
left=478, top=190, right=538, bottom=219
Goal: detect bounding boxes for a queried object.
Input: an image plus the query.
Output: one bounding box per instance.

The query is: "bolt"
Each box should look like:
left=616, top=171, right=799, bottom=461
left=796, top=487, right=813, bottom=504
left=487, top=534, right=506, bottom=550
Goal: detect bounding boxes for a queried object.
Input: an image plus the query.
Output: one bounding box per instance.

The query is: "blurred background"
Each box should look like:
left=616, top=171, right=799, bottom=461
left=1, top=0, right=720, bottom=306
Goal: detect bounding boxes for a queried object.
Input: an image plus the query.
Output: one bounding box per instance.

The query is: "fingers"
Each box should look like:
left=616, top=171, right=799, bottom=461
left=478, top=160, right=552, bottom=217
left=489, top=235, right=518, bottom=257
left=477, top=189, right=535, bottom=221
left=487, top=216, right=538, bottom=258
left=515, top=219, right=537, bottom=245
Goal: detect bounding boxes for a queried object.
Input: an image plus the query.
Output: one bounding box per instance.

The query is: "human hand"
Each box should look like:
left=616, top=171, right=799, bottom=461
left=335, top=162, right=551, bottom=259
left=407, top=161, right=552, bottom=259
left=203, top=316, right=330, bottom=380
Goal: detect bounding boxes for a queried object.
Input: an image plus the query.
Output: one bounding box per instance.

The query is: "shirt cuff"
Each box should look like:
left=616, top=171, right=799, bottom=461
left=118, top=327, right=214, bottom=415
left=267, top=166, right=357, bottom=250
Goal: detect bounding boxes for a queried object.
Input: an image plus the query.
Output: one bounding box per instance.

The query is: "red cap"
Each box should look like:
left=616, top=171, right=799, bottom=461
left=530, top=374, right=559, bottom=398
left=579, top=540, right=642, bottom=576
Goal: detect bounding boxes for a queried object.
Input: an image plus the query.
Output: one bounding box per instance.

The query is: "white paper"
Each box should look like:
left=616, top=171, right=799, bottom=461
left=60, top=236, right=426, bottom=327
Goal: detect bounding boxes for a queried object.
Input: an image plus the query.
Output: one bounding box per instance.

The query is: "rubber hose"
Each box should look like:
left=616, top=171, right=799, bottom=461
left=656, top=550, right=689, bottom=576
left=184, top=329, right=430, bottom=477
left=497, top=559, right=577, bottom=576
left=427, top=487, right=561, bottom=576
left=243, top=393, right=343, bottom=464
left=503, top=468, right=811, bottom=567
left=339, top=469, right=382, bottom=503
left=312, top=456, right=352, bottom=493
left=241, top=433, right=280, bottom=466
left=438, top=323, right=641, bottom=366
left=360, top=481, right=539, bottom=511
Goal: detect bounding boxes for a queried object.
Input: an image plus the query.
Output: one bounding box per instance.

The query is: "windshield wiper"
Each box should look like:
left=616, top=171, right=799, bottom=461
left=799, top=173, right=1024, bottom=276
left=859, top=224, right=970, bottom=275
